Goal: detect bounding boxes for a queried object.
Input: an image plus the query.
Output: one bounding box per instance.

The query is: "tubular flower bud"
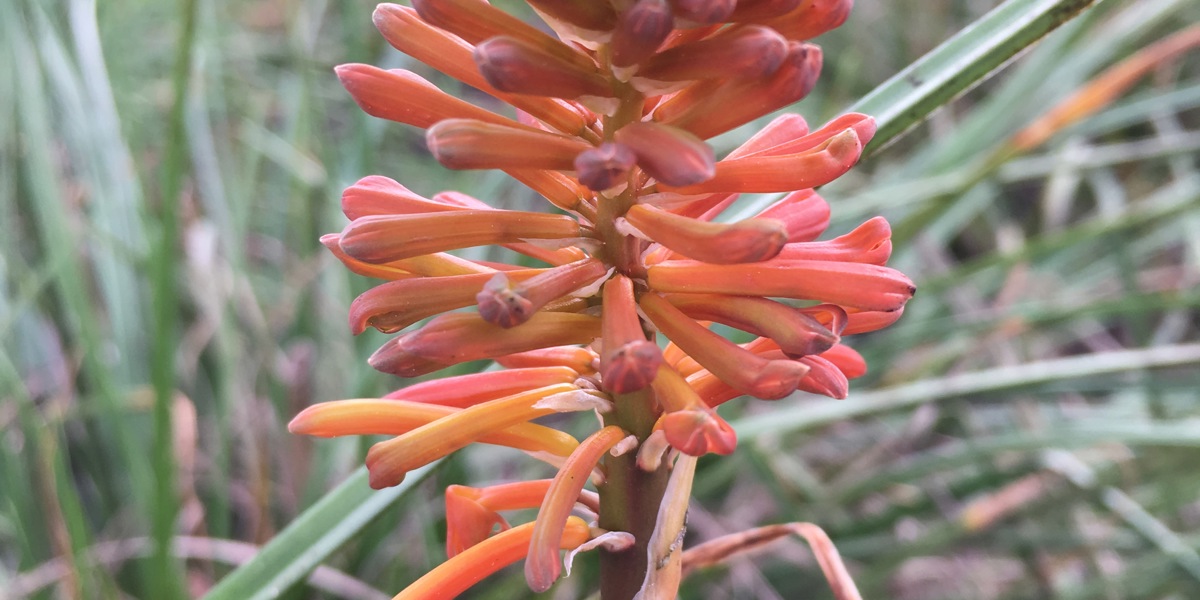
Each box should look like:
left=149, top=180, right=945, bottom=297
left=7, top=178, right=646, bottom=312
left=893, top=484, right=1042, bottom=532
left=660, top=128, right=863, bottom=194
left=655, top=42, right=823, bottom=140
left=729, top=0, right=802, bottom=21
left=394, top=517, right=591, bottom=600
left=427, top=119, right=594, bottom=171
left=640, top=293, right=809, bottom=399
left=647, top=259, right=916, bottom=312
left=350, top=269, right=541, bottom=334
left=760, top=0, right=854, bottom=40
left=754, top=189, right=831, bottom=242
left=613, top=122, right=715, bottom=187
left=413, top=0, right=587, bottom=57
left=364, top=383, right=583, bottom=488
left=662, top=293, right=840, bottom=356
left=611, top=0, right=674, bottom=69
left=600, top=275, right=663, bottom=394
left=383, top=366, right=582, bottom=407
left=288, top=399, right=579, bottom=456
left=338, top=210, right=581, bottom=263
left=777, top=216, right=893, bottom=265
left=445, top=481, right=600, bottom=557
left=526, top=426, right=629, bottom=591
left=624, top=204, right=787, bottom=264
left=742, top=112, right=877, bottom=158
left=796, top=354, right=851, bottom=398
left=477, top=258, right=609, bottom=328
left=575, top=142, right=638, bottom=191
left=335, top=64, right=516, bottom=130
left=321, top=234, right=492, bottom=279
left=634, top=25, right=788, bottom=83
left=671, top=0, right=737, bottom=24
left=658, top=405, right=737, bottom=455
left=525, top=0, right=617, bottom=37
left=650, top=364, right=738, bottom=455
left=372, top=4, right=594, bottom=139
left=843, top=306, right=905, bottom=335
left=819, top=343, right=867, bottom=379
left=496, top=345, right=599, bottom=374
left=475, top=36, right=614, bottom=101
left=370, top=312, right=602, bottom=377
left=341, top=175, right=456, bottom=219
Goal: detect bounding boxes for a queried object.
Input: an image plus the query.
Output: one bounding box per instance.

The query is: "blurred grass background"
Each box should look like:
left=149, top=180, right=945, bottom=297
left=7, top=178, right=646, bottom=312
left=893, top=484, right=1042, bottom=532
left=2, top=0, right=1199, bottom=598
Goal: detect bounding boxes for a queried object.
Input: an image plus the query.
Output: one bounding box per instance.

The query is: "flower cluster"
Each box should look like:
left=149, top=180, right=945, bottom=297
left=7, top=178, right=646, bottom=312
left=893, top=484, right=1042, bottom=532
left=289, top=0, right=913, bottom=597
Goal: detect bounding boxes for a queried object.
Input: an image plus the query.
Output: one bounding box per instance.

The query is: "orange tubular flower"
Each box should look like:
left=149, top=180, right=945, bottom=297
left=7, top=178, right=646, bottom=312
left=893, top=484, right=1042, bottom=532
left=394, top=517, right=591, bottom=600
left=294, top=1, right=912, bottom=598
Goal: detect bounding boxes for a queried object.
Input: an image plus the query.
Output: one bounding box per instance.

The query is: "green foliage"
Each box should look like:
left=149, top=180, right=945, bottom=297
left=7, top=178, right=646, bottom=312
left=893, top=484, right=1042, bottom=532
left=2, top=0, right=1199, bottom=598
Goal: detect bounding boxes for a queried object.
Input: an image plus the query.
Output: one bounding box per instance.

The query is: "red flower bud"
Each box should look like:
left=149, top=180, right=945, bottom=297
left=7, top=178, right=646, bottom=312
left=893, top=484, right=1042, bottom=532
left=635, top=25, right=788, bottom=83
left=427, top=118, right=593, bottom=171
left=624, top=204, right=787, bottom=264
left=611, top=0, right=675, bottom=68
left=574, top=142, right=637, bottom=191
left=475, top=36, right=614, bottom=101
left=614, top=121, right=715, bottom=186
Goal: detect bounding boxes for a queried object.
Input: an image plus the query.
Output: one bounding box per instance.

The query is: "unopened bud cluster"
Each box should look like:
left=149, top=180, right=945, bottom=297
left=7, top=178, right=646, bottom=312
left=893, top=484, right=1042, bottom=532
left=292, top=1, right=911, bottom=598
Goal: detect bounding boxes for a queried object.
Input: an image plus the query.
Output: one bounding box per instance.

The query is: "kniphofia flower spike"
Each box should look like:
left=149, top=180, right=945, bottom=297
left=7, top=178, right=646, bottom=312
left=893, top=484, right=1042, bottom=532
left=291, top=0, right=908, bottom=598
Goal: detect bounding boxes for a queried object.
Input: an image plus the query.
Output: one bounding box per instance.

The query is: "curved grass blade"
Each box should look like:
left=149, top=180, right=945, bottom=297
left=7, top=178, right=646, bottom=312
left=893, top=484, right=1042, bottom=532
left=848, top=0, right=1097, bottom=156
left=202, top=464, right=439, bottom=600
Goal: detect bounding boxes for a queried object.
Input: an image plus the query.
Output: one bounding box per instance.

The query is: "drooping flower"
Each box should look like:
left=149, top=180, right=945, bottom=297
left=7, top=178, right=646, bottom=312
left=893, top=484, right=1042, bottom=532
left=292, top=0, right=908, bottom=598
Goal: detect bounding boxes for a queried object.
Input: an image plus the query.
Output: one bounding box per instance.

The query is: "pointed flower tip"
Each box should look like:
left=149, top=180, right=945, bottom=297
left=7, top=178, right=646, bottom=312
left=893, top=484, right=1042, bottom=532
left=661, top=407, right=738, bottom=456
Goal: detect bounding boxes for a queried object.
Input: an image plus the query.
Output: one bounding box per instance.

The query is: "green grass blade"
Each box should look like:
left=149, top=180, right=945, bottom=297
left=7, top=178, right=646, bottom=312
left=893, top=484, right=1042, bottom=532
left=202, top=464, right=438, bottom=600
left=848, top=0, right=1098, bottom=156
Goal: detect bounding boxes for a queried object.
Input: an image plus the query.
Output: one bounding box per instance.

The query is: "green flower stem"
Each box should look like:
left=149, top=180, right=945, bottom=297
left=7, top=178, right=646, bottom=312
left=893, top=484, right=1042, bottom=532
left=598, top=387, right=671, bottom=600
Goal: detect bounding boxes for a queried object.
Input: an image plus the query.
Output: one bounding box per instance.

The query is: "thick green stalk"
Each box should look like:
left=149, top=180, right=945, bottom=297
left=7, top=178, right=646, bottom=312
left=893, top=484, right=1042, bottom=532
left=598, top=387, right=671, bottom=600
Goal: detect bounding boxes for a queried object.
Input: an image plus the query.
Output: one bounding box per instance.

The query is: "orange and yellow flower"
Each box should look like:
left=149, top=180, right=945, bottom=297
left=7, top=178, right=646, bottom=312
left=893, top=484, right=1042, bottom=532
left=291, top=0, right=903, bottom=598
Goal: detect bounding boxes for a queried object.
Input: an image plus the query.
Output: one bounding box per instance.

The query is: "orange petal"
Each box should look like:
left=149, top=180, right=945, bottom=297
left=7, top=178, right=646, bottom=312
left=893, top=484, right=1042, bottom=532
left=370, top=312, right=602, bottom=377
left=661, top=293, right=840, bottom=356
left=776, top=216, right=892, bottom=265
left=655, top=42, right=822, bottom=140
left=646, top=259, right=915, bottom=312
left=394, top=516, right=590, bottom=600
left=660, top=128, right=862, bottom=194
left=477, top=258, right=608, bottom=328
left=614, top=122, right=715, bottom=187
left=339, top=210, right=581, bottom=263
left=759, top=0, right=853, bottom=40
left=625, top=204, right=786, bottom=264
left=599, top=275, right=662, bottom=394
left=287, top=399, right=579, bottom=455
left=322, top=234, right=494, bottom=279
left=475, top=36, right=614, bottom=100
left=658, top=406, right=737, bottom=456
left=634, top=25, right=788, bottom=82
left=427, top=118, right=593, bottom=171
left=383, top=366, right=582, bottom=407
left=372, top=4, right=595, bottom=140
left=640, top=293, right=809, bottom=399
left=729, top=0, right=802, bottom=21
left=496, top=345, right=599, bottom=374
left=611, top=0, right=674, bottom=68
left=350, top=270, right=541, bottom=334
left=364, top=384, right=580, bottom=488
left=754, top=189, right=830, bottom=242
left=526, top=426, right=629, bottom=592
left=336, top=64, right=515, bottom=129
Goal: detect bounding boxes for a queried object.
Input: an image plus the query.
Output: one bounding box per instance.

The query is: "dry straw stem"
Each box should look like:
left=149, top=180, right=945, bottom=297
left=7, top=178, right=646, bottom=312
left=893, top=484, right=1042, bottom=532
left=681, top=522, right=863, bottom=600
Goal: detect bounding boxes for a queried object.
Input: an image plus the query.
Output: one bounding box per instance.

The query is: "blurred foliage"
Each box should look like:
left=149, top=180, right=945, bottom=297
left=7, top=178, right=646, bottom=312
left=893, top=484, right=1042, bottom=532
left=2, top=0, right=1199, bottom=598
